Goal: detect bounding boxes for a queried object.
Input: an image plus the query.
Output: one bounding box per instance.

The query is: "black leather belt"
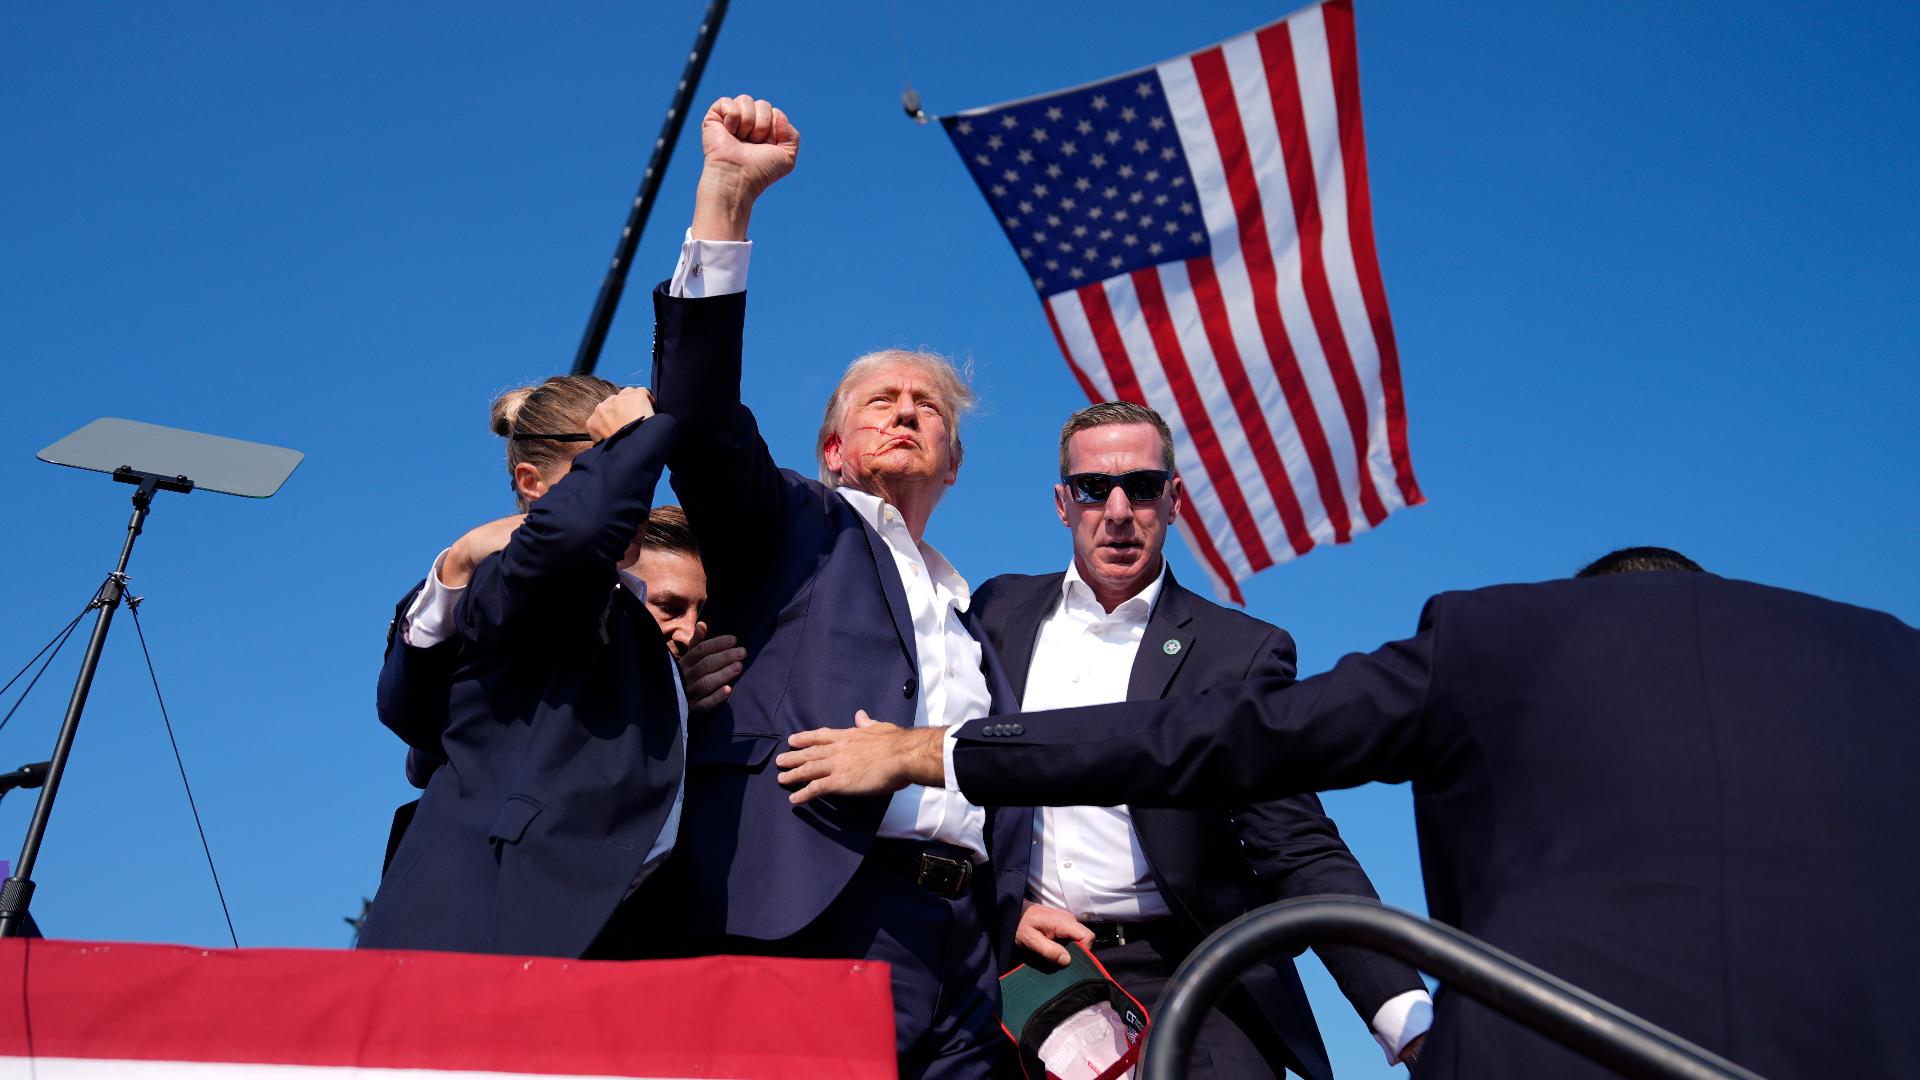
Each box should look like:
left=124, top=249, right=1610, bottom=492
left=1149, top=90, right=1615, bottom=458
left=866, top=838, right=977, bottom=900
left=1083, top=918, right=1177, bottom=949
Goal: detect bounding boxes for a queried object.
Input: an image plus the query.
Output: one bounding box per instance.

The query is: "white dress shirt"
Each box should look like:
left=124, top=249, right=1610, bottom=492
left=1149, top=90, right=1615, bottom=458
left=834, top=488, right=992, bottom=861
left=401, top=550, right=687, bottom=880
left=983, top=560, right=1433, bottom=1062
left=1022, top=562, right=1173, bottom=921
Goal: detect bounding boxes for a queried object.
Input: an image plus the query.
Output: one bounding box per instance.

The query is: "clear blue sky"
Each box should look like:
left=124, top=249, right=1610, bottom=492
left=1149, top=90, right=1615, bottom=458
left=2, top=3, right=1914, bottom=1075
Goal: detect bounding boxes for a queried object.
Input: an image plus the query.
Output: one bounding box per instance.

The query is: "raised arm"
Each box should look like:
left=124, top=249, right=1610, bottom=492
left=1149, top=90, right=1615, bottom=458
left=458, top=394, right=679, bottom=644
left=649, top=96, right=800, bottom=603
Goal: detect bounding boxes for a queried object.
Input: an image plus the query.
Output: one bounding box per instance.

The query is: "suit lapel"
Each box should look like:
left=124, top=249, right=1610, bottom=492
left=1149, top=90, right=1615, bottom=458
left=854, top=510, right=918, bottom=665
left=958, top=605, right=1020, bottom=715
left=1127, top=571, right=1196, bottom=702
left=1126, top=573, right=1208, bottom=931
left=999, top=574, right=1062, bottom=703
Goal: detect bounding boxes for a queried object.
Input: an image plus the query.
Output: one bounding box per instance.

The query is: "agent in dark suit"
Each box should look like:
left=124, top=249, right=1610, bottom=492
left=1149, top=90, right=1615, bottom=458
left=375, top=506, right=728, bottom=876
left=969, top=401, right=1429, bottom=1078
left=643, top=95, right=1021, bottom=1079
left=359, top=379, right=687, bottom=960
left=782, top=555, right=1920, bottom=1078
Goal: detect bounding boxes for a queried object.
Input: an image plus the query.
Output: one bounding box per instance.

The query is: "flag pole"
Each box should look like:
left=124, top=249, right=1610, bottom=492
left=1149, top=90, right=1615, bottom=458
left=570, top=0, right=730, bottom=377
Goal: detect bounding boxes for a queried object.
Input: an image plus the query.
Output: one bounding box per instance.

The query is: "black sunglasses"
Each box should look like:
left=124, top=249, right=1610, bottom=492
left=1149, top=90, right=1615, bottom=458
left=1061, top=469, right=1173, bottom=505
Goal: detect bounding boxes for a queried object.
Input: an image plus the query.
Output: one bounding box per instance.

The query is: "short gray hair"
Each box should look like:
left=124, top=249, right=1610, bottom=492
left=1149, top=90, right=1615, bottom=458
left=1058, top=400, right=1176, bottom=475
left=815, top=349, right=976, bottom=486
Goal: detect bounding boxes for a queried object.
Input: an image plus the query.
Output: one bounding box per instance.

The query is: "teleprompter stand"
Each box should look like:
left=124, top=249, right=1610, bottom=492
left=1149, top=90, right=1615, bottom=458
left=0, top=419, right=301, bottom=937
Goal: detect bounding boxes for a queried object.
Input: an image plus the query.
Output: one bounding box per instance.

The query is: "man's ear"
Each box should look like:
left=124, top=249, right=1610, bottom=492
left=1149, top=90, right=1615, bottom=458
left=1167, top=474, right=1184, bottom=524
left=513, top=462, right=548, bottom=504
left=822, top=433, right=845, bottom=475
left=1054, top=484, right=1072, bottom=527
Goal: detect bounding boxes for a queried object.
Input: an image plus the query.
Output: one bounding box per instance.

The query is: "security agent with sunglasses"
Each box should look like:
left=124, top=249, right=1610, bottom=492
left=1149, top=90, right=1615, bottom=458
left=964, top=402, right=1432, bottom=1079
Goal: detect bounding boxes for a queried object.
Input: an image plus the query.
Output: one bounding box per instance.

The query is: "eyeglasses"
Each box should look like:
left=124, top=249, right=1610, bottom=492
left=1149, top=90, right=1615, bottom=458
left=511, top=432, right=594, bottom=443
left=1061, top=470, right=1173, bottom=505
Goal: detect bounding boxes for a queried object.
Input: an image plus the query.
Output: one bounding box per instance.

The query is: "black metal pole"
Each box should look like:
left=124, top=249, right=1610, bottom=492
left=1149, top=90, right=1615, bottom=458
left=1141, top=897, right=1765, bottom=1080
left=0, top=477, right=164, bottom=937
left=570, top=0, right=731, bottom=376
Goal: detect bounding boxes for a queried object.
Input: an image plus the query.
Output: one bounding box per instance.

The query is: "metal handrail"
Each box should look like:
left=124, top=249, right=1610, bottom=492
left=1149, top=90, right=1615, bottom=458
left=1140, top=897, right=1765, bottom=1080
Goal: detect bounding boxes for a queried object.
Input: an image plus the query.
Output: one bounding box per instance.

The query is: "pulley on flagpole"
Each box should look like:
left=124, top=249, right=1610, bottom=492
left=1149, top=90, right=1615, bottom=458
left=887, top=0, right=929, bottom=123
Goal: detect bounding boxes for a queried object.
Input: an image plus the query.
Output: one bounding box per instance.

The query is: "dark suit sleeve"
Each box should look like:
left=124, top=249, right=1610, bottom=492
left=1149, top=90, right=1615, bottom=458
left=376, top=580, right=455, bottom=768
left=953, top=615, right=1441, bottom=808
left=458, top=413, right=680, bottom=645
left=1215, top=629, right=1426, bottom=1018
left=648, top=283, right=789, bottom=607
left=1218, top=628, right=1429, bottom=1021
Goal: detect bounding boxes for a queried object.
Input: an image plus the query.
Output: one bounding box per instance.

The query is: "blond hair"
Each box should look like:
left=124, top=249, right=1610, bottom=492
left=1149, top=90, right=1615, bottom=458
left=814, top=349, right=975, bottom=486
left=490, top=374, right=617, bottom=509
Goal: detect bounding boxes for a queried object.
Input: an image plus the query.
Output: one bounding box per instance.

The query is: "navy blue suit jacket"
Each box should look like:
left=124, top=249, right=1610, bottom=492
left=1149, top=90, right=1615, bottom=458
left=648, top=285, right=1026, bottom=956
left=971, top=570, right=1425, bottom=1079
left=953, top=572, right=1920, bottom=1077
left=359, top=414, right=686, bottom=959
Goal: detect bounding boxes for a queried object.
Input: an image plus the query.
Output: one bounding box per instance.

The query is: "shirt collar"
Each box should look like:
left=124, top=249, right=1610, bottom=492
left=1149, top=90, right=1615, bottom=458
left=836, top=487, right=973, bottom=610
left=1062, top=558, right=1166, bottom=621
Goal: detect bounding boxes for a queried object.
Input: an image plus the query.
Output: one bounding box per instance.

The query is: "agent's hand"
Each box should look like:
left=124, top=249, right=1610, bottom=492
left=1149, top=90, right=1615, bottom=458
left=439, top=514, right=526, bottom=588
left=692, top=95, right=799, bottom=241
left=586, top=387, right=655, bottom=442
left=1395, top=1033, right=1426, bottom=1067
left=776, top=710, right=944, bottom=803
left=679, top=623, right=745, bottom=714
left=1015, top=901, right=1096, bottom=968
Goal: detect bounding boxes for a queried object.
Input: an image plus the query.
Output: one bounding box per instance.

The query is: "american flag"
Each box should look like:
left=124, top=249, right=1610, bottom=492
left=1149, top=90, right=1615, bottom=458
left=943, top=0, right=1421, bottom=603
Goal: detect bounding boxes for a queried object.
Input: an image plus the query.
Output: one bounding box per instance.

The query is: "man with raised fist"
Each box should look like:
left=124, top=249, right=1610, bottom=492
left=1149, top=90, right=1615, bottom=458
left=645, top=96, right=1021, bottom=1079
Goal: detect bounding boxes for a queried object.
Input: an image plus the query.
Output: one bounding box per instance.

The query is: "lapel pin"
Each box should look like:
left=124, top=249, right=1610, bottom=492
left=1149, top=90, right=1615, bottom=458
left=1162, top=639, right=1182, bottom=656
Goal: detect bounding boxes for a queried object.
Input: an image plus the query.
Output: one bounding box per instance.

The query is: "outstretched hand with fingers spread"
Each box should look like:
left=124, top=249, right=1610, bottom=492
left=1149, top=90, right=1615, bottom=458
left=776, top=709, right=945, bottom=804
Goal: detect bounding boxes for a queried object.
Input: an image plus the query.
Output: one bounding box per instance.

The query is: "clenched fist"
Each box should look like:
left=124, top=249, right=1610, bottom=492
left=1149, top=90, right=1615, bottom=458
left=692, top=95, right=799, bottom=241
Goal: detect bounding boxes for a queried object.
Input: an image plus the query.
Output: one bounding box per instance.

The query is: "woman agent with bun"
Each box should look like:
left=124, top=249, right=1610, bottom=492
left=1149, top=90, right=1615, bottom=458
left=359, top=376, right=687, bottom=959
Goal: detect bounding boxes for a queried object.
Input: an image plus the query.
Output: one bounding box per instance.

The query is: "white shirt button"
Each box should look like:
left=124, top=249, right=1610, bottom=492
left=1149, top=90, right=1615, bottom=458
left=1062, top=858, right=1075, bottom=869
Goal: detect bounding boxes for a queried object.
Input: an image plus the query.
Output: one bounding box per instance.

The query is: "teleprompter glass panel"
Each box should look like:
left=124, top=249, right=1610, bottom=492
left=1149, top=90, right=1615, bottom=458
left=38, top=418, right=302, bottom=498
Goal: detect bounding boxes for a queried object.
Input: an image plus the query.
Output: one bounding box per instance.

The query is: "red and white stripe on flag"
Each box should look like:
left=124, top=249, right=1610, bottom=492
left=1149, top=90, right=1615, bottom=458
left=944, top=0, right=1421, bottom=603
left=0, top=938, right=896, bottom=1078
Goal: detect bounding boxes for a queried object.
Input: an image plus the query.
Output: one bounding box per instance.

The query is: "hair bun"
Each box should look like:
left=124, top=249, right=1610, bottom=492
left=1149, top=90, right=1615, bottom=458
left=490, top=387, right=533, bottom=437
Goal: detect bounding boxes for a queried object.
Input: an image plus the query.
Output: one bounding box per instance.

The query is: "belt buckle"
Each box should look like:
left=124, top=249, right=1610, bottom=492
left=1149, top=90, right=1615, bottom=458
left=915, top=852, right=972, bottom=899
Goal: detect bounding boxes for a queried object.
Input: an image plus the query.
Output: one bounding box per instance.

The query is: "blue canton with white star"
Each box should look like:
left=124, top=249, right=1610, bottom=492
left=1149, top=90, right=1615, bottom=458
left=943, top=71, right=1208, bottom=299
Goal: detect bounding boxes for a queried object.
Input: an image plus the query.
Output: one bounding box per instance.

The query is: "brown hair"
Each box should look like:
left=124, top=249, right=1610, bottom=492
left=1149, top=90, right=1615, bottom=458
left=490, top=374, right=617, bottom=509
left=1058, top=400, right=1176, bottom=476
left=814, top=349, right=976, bottom=486
left=641, top=505, right=700, bottom=561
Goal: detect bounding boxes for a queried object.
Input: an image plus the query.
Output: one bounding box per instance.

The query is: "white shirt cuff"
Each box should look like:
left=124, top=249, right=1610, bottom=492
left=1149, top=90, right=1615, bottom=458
left=668, top=228, right=751, bottom=298
left=941, top=726, right=963, bottom=792
left=1370, top=988, right=1434, bottom=1063
left=401, top=549, right=465, bottom=648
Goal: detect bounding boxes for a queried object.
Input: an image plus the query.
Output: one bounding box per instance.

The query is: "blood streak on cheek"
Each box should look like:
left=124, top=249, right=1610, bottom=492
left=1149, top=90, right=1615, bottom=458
left=855, top=426, right=913, bottom=459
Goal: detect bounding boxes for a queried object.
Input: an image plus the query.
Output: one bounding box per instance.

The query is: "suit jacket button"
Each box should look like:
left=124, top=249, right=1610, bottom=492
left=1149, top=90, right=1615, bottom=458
left=1010, top=723, right=1024, bottom=735
left=903, top=677, right=918, bottom=699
